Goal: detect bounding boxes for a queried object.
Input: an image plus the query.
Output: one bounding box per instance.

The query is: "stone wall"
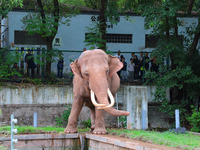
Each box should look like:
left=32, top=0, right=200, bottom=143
left=0, top=85, right=171, bottom=129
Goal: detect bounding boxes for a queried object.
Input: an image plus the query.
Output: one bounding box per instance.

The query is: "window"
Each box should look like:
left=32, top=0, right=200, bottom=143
left=106, top=34, right=132, bottom=43
left=145, top=34, right=184, bottom=48
left=85, top=33, right=132, bottom=44
left=14, top=30, right=46, bottom=45
left=145, top=34, right=159, bottom=48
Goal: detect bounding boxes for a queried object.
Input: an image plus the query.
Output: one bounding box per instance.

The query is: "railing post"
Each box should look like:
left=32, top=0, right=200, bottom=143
left=33, top=112, right=38, bottom=128
left=175, top=109, right=180, bottom=128
left=11, top=114, right=18, bottom=150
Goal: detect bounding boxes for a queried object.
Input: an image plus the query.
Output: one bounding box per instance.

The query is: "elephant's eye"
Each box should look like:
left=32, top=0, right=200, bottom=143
left=84, top=72, right=89, bottom=76
left=106, top=70, right=109, bottom=74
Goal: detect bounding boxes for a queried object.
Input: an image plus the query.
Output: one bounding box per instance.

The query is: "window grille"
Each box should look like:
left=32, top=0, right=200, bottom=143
left=85, top=33, right=132, bottom=44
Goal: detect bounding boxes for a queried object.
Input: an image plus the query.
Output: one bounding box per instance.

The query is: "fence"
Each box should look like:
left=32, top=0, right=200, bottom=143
left=0, top=48, right=165, bottom=84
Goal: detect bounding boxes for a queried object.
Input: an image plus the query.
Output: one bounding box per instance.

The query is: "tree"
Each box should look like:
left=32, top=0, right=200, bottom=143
left=0, top=0, right=23, bottom=17
left=84, top=0, right=122, bottom=51
left=128, top=0, right=200, bottom=125
left=22, top=0, right=78, bottom=76
left=0, top=1, right=23, bottom=80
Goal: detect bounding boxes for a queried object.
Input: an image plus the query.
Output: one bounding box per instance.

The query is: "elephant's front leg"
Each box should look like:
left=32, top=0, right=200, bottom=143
left=93, top=108, right=107, bottom=134
left=65, top=97, right=84, bottom=134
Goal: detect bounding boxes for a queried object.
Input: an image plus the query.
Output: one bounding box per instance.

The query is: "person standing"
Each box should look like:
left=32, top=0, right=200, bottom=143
left=133, top=55, right=140, bottom=80
left=115, top=50, right=121, bottom=59
left=120, top=56, right=128, bottom=80
left=25, top=50, right=36, bottom=78
left=128, top=58, right=135, bottom=81
left=115, top=50, right=122, bottom=78
left=57, top=54, right=64, bottom=78
left=145, top=52, right=150, bottom=71
left=131, top=52, right=135, bottom=59
left=83, top=48, right=86, bottom=52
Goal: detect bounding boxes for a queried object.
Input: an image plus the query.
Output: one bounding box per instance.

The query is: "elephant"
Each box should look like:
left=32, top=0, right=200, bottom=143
left=65, top=49, right=129, bottom=135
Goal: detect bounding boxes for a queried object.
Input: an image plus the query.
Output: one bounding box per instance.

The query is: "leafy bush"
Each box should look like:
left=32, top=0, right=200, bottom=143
left=168, top=127, right=188, bottom=134
left=187, top=105, right=200, bottom=132
left=55, top=105, right=71, bottom=127
left=118, top=116, right=127, bottom=128
left=81, top=119, right=91, bottom=128
left=0, top=48, right=23, bottom=80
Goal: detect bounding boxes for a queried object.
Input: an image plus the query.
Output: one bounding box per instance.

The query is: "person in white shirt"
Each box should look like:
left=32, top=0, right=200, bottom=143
left=114, top=50, right=121, bottom=59
left=128, top=58, right=135, bottom=81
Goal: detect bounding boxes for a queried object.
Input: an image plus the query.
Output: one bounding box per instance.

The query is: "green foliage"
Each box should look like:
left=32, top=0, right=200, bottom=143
left=0, top=145, right=6, bottom=150
left=0, top=0, right=23, bottom=17
left=81, top=119, right=91, bottom=128
left=0, top=126, right=65, bottom=134
left=0, top=48, right=23, bottom=80
left=105, top=50, right=113, bottom=55
left=108, top=129, right=200, bottom=149
left=55, top=105, right=71, bottom=127
left=118, top=116, right=127, bottom=128
left=0, top=125, right=89, bottom=134
left=84, top=22, right=107, bottom=50
left=139, top=0, right=200, bottom=126
left=26, top=78, right=42, bottom=85
left=187, top=106, right=200, bottom=132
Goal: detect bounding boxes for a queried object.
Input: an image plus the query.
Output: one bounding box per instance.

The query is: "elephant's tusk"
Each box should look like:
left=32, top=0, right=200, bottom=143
left=97, top=88, right=115, bottom=109
left=91, top=90, right=107, bottom=107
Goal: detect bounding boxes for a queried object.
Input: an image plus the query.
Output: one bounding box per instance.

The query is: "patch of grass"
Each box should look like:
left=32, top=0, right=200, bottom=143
left=78, top=127, right=90, bottom=132
left=108, top=129, right=200, bottom=150
left=0, top=126, right=65, bottom=134
left=0, top=126, right=90, bottom=134
left=0, top=145, right=6, bottom=150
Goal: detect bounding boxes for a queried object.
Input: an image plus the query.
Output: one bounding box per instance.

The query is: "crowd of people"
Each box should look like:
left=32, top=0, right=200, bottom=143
left=11, top=49, right=159, bottom=80
left=115, top=50, right=159, bottom=82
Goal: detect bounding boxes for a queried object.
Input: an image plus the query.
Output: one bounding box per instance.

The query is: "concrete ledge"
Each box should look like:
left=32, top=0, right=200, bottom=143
left=0, top=133, right=79, bottom=141
left=86, top=133, right=180, bottom=150
left=1, top=133, right=181, bottom=150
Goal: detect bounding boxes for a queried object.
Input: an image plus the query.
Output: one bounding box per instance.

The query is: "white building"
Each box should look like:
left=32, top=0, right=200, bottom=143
left=1, top=8, right=199, bottom=75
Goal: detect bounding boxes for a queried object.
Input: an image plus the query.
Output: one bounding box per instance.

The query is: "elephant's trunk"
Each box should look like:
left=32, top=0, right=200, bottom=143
left=104, top=107, right=129, bottom=116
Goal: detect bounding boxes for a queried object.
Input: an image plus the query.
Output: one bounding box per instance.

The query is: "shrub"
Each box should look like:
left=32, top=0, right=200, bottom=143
left=55, top=105, right=71, bottom=127
left=168, top=127, right=188, bottom=134
left=187, top=105, right=200, bottom=132
left=81, top=119, right=91, bottom=128
left=118, top=116, right=127, bottom=128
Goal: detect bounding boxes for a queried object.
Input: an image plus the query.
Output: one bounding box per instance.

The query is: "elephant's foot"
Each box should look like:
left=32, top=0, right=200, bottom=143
left=64, top=126, right=78, bottom=134
left=89, top=125, right=95, bottom=133
left=92, top=127, right=108, bottom=135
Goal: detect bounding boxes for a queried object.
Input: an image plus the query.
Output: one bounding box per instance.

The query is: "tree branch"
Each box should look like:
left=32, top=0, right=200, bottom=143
left=53, top=0, right=59, bottom=34
left=37, top=0, right=46, bottom=24
left=188, top=0, right=194, bottom=14
left=188, top=18, right=200, bottom=57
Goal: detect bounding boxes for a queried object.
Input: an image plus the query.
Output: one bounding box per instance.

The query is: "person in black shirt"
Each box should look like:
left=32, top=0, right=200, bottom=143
left=25, top=50, right=36, bottom=78
left=133, top=55, right=140, bottom=80
left=57, top=54, right=64, bottom=78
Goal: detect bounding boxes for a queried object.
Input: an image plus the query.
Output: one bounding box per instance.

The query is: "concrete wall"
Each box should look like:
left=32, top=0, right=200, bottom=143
left=0, top=85, right=171, bottom=128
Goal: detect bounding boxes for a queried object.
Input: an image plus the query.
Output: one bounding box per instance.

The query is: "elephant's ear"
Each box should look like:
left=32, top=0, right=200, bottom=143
left=108, top=55, right=123, bottom=77
left=70, top=59, right=82, bottom=78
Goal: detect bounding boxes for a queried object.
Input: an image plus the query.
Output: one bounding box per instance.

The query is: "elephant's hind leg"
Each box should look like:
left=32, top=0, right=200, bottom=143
left=88, top=106, right=95, bottom=132
left=65, top=97, right=84, bottom=134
